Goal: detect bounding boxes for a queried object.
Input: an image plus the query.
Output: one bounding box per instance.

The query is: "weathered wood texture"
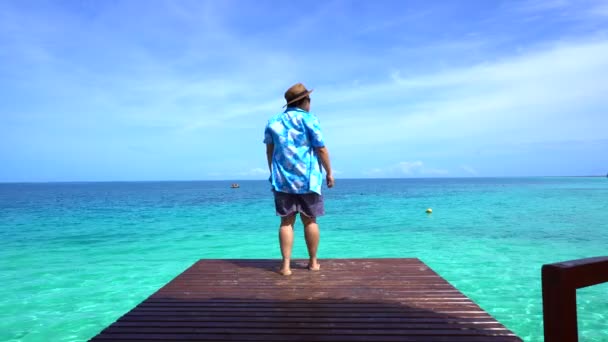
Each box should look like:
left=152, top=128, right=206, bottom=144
left=90, top=258, right=521, bottom=341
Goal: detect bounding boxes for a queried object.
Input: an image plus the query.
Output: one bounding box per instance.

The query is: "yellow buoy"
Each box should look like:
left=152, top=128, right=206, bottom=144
left=426, top=208, right=432, bottom=214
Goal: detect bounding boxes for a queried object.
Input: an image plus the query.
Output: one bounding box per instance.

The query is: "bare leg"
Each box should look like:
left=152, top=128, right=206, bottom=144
left=278, top=215, right=296, bottom=276
left=301, top=214, right=320, bottom=271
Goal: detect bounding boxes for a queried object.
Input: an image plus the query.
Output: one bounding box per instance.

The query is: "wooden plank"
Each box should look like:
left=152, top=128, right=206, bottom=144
left=110, top=321, right=508, bottom=329
left=92, top=334, right=519, bottom=342
left=89, top=258, right=522, bottom=341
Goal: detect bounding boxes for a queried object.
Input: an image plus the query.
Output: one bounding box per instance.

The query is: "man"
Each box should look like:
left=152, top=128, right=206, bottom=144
left=263, top=83, right=334, bottom=276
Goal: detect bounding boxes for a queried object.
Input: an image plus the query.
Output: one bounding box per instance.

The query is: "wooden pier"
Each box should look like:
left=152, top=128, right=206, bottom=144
left=90, top=258, right=521, bottom=341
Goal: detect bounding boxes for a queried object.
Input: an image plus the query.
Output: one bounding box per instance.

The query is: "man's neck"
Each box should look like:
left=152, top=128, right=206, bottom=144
left=287, top=106, right=308, bottom=112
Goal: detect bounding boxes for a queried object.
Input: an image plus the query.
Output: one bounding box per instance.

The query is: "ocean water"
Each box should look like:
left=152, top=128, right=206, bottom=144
left=0, top=177, right=606, bottom=342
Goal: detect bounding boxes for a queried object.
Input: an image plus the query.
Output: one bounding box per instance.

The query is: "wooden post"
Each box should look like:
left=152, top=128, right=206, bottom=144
left=542, top=264, right=578, bottom=341
left=542, top=256, right=608, bottom=342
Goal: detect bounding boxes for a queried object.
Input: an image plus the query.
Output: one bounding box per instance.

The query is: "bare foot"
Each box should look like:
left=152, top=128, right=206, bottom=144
left=278, top=268, right=292, bottom=276
left=307, top=263, right=321, bottom=271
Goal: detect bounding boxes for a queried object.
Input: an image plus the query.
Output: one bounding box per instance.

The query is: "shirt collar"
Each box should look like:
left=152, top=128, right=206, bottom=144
left=285, top=106, right=308, bottom=113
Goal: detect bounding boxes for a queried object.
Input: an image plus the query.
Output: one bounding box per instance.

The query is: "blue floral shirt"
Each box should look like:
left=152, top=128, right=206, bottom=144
left=264, top=107, right=325, bottom=195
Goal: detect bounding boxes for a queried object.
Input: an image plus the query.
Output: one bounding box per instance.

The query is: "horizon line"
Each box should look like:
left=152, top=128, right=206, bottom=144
left=0, top=175, right=605, bottom=184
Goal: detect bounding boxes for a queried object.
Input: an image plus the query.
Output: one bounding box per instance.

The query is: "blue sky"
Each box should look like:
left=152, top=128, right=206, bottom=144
left=1, top=0, right=607, bottom=182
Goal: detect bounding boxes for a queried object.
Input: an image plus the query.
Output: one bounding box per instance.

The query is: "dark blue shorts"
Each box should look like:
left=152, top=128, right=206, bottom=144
left=273, top=191, right=325, bottom=218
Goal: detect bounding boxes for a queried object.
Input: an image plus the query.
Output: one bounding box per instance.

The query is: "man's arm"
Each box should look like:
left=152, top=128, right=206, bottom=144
left=315, top=146, right=334, bottom=188
left=266, top=143, right=274, bottom=172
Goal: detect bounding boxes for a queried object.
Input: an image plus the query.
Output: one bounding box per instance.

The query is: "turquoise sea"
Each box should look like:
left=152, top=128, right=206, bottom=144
left=1, top=177, right=607, bottom=341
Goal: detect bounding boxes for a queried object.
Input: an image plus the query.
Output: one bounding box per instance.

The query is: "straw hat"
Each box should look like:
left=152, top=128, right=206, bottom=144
left=284, top=83, right=313, bottom=107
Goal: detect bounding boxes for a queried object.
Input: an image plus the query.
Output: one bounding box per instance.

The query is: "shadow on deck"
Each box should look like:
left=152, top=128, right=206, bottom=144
left=90, top=258, right=522, bottom=341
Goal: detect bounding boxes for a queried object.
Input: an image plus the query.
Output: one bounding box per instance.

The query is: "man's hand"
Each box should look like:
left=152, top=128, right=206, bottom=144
left=266, top=144, right=274, bottom=172
left=315, top=146, right=334, bottom=188
left=326, top=173, right=335, bottom=188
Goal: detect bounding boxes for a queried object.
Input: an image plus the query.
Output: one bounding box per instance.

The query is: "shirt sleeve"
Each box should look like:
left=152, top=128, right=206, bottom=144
left=304, top=115, right=325, bottom=148
left=263, top=125, right=273, bottom=144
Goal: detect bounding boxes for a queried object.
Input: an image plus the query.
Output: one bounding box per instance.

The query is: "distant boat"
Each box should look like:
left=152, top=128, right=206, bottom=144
left=230, top=183, right=240, bottom=188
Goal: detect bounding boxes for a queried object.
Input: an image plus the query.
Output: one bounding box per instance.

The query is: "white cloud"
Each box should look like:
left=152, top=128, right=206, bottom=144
left=238, top=167, right=268, bottom=177
left=364, top=168, right=384, bottom=176
left=508, top=0, right=608, bottom=18
left=398, top=161, right=424, bottom=175
left=589, top=2, right=608, bottom=17
left=460, top=165, right=478, bottom=176
left=365, top=161, right=448, bottom=177
left=508, top=0, right=570, bottom=13
left=322, top=38, right=608, bottom=149
left=423, top=168, right=450, bottom=176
